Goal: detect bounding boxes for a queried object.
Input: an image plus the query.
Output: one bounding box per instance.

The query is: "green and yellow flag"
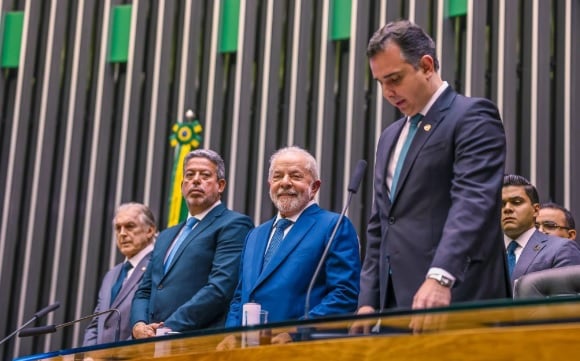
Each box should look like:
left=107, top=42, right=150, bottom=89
left=167, top=113, right=203, bottom=227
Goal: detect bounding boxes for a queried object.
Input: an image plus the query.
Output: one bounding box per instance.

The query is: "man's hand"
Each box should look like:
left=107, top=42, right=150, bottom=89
left=409, top=279, right=451, bottom=333
left=349, top=306, right=377, bottom=335
left=132, top=321, right=163, bottom=339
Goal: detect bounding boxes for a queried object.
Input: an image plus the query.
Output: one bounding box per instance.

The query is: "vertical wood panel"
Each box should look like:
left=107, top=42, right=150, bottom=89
left=0, top=1, right=579, bottom=358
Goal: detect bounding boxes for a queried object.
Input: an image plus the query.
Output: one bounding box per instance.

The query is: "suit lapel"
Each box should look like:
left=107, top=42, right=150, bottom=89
left=247, top=219, right=275, bottom=288
left=381, top=119, right=405, bottom=203
left=253, top=206, right=318, bottom=290
left=163, top=204, right=225, bottom=275
left=111, top=252, right=152, bottom=308
left=392, top=87, right=457, bottom=203
left=513, top=230, right=546, bottom=280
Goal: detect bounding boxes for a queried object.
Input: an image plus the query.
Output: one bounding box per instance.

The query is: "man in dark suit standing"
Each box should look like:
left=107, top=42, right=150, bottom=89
left=502, top=174, right=580, bottom=285
left=83, top=202, right=157, bottom=345
left=357, top=20, right=509, bottom=320
left=131, top=149, right=253, bottom=338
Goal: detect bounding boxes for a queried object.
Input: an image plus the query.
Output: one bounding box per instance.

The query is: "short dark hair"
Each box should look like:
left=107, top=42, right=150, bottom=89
left=503, top=174, right=539, bottom=204
left=540, top=202, right=576, bottom=230
left=367, top=19, right=439, bottom=72
left=183, top=149, right=226, bottom=180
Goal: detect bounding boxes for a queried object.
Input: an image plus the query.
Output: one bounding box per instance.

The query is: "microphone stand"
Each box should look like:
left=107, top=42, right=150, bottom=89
left=19, top=309, right=121, bottom=343
left=0, top=302, right=60, bottom=346
left=304, top=160, right=367, bottom=321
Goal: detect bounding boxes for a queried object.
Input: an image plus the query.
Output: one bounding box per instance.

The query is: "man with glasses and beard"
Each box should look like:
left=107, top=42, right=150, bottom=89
left=223, top=146, right=360, bottom=332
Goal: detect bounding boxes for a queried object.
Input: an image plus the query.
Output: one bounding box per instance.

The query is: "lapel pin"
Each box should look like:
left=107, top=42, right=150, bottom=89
left=423, top=124, right=432, bottom=131
left=533, top=244, right=541, bottom=252
left=142, top=266, right=147, bottom=271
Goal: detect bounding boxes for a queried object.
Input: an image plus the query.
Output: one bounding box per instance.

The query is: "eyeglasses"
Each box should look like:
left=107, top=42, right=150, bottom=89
left=535, top=221, right=571, bottom=232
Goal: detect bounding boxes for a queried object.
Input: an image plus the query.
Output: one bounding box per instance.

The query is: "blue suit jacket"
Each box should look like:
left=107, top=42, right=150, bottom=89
left=512, top=230, right=580, bottom=283
left=131, top=204, right=253, bottom=331
left=225, top=204, right=360, bottom=327
left=83, top=252, right=151, bottom=345
left=360, top=86, right=510, bottom=309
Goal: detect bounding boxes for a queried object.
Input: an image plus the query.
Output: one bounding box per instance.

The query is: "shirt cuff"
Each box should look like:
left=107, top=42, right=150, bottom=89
left=427, top=267, right=456, bottom=287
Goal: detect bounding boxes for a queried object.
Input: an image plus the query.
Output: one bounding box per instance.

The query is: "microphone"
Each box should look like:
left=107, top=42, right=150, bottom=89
left=19, top=308, right=121, bottom=342
left=304, top=159, right=367, bottom=319
left=0, top=302, right=60, bottom=346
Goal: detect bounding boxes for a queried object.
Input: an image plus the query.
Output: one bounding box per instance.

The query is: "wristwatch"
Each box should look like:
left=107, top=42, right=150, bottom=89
left=427, top=273, right=454, bottom=288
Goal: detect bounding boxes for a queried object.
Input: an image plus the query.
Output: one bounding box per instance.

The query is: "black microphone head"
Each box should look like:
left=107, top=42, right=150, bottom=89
left=347, top=160, right=367, bottom=193
left=33, top=302, right=60, bottom=319
left=18, top=325, right=57, bottom=338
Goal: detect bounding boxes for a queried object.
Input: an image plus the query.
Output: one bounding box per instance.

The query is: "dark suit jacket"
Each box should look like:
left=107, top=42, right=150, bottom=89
left=83, top=251, right=151, bottom=345
left=512, top=230, right=580, bottom=283
left=131, top=203, right=253, bottom=331
left=225, top=204, right=360, bottom=327
left=359, top=86, right=510, bottom=310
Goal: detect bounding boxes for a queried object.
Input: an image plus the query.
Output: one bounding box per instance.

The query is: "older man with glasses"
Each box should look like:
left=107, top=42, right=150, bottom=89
left=536, top=202, right=577, bottom=241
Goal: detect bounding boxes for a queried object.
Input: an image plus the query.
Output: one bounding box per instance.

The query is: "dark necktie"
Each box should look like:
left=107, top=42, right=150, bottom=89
left=110, top=261, right=133, bottom=303
left=390, top=114, right=422, bottom=199
left=164, top=217, right=199, bottom=273
left=263, top=218, right=293, bottom=269
left=507, top=240, right=519, bottom=277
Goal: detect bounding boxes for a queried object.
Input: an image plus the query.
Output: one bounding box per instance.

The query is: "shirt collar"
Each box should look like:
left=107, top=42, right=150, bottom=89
left=504, top=227, right=536, bottom=250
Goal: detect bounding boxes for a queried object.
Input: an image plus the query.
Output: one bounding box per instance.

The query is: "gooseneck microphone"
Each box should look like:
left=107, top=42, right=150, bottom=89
left=304, top=159, right=367, bottom=319
left=0, top=302, right=60, bottom=346
left=19, top=308, right=121, bottom=342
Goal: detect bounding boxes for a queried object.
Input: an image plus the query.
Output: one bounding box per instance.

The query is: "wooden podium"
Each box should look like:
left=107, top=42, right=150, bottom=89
left=15, top=297, right=580, bottom=361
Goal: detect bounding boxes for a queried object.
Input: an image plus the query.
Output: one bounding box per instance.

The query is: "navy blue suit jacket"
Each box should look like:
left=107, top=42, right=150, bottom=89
left=512, top=230, right=580, bottom=283
left=131, top=204, right=253, bottom=331
left=225, top=204, right=360, bottom=327
left=360, top=86, right=510, bottom=309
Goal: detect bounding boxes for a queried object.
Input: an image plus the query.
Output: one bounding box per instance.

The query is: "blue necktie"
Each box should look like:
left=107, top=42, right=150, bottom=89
left=164, top=217, right=198, bottom=273
left=507, top=240, right=519, bottom=277
left=263, top=219, right=293, bottom=269
left=110, top=261, right=133, bottom=304
left=390, top=114, right=422, bottom=199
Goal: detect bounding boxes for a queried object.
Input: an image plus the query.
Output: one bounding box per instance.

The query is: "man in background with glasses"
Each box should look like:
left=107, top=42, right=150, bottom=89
left=536, top=202, right=577, bottom=241
left=501, top=174, right=580, bottom=286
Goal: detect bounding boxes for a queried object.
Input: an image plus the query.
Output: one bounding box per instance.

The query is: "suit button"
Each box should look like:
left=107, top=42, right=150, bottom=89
left=388, top=217, right=395, bottom=224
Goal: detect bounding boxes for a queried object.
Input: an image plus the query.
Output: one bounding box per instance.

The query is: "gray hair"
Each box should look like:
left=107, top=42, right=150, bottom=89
left=114, top=202, right=157, bottom=229
left=268, top=146, right=319, bottom=181
left=183, top=149, right=226, bottom=180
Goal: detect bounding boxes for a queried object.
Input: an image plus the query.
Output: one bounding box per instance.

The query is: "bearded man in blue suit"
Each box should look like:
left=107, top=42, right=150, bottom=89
left=357, top=20, right=510, bottom=326
left=224, top=146, right=360, bottom=329
left=131, top=149, right=253, bottom=338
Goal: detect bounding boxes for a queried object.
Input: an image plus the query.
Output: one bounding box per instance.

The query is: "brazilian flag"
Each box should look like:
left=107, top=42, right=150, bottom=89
left=167, top=116, right=203, bottom=227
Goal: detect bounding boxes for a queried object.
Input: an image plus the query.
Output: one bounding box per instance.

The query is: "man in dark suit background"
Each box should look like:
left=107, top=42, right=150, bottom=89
left=357, top=20, right=509, bottom=321
left=501, top=174, right=580, bottom=284
left=131, top=149, right=253, bottom=338
left=83, top=202, right=156, bottom=345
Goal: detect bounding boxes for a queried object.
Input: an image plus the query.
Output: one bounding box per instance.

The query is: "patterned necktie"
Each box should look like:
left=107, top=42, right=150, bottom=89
left=164, top=217, right=199, bottom=273
left=390, top=114, right=423, bottom=199
left=507, top=240, right=519, bottom=277
left=263, top=218, right=293, bottom=269
left=110, top=261, right=133, bottom=303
